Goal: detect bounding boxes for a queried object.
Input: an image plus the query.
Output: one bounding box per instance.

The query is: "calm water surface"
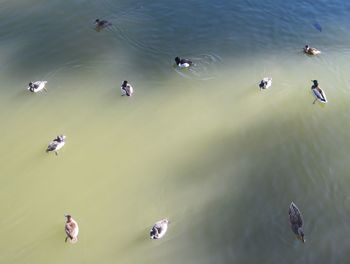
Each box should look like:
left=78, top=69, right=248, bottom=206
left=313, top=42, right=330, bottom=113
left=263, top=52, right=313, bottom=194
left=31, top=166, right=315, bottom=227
left=1, top=0, right=350, bottom=263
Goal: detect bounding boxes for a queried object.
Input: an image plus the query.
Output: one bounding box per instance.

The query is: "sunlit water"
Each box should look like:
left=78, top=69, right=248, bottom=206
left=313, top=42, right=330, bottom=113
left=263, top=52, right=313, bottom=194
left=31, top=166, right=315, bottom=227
left=1, top=0, right=350, bottom=263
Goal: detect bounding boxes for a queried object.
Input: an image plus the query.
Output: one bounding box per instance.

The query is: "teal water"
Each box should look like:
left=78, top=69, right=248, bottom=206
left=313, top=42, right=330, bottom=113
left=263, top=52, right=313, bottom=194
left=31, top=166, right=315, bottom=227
left=1, top=0, right=350, bottom=263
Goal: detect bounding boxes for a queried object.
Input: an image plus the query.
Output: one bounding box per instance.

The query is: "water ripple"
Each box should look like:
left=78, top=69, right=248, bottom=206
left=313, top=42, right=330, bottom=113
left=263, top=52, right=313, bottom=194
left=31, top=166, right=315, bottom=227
left=173, top=53, right=222, bottom=80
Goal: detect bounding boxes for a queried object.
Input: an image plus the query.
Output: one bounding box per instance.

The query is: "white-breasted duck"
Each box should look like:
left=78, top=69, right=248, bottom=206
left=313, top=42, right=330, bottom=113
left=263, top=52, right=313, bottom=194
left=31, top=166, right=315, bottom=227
left=259, top=77, right=272, bottom=90
left=46, top=135, right=66, bottom=155
left=289, top=202, right=305, bottom=243
left=27, top=81, right=47, bottom=93
left=64, top=214, right=79, bottom=243
left=120, top=80, right=134, bottom=96
left=304, top=45, right=321, bottom=55
left=175, top=57, right=193, bottom=68
left=150, top=218, right=169, bottom=239
left=311, top=80, right=327, bottom=103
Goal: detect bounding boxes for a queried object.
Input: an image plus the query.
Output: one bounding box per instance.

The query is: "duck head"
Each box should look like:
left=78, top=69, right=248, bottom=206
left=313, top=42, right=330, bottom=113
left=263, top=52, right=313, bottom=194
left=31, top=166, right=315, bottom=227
left=175, top=57, right=181, bottom=64
left=95, top=19, right=100, bottom=24
left=65, top=214, right=72, bottom=222
left=312, top=80, right=318, bottom=86
left=58, top=135, right=66, bottom=141
left=305, top=45, right=310, bottom=50
left=150, top=227, right=158, bottom=239
left=297, top=227, right=305, bottom=243
left=122, top=80, right=128, bottom=87
left=259, top=80, right=265, bottom=88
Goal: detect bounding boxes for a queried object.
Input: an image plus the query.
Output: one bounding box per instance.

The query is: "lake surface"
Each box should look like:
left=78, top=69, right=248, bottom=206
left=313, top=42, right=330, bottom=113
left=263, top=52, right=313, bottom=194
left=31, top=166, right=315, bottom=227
left=1, top=0, right=350, bottom=263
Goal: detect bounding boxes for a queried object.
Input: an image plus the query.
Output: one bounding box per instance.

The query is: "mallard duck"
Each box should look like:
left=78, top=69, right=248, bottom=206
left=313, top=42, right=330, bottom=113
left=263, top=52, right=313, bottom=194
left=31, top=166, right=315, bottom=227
left=304, top=45, right=321, bottom=55
left=150, top=218, right=169, bottom=239
left=311, top=80, right=327, bottom=103
left=64, top=214, right=79, bottom=243
left=120, top=80, right=134, bottom=96
left=259, top=77, right=272, bottom=90
left=289, top=202, right=305, bottom=243
left=27, top=81, right=47, bottom=93
left=175, top=57, right=193, bottom=68
left=95, top=19, right=112, bottom=29
left=46, top=135, right=66, bottom=155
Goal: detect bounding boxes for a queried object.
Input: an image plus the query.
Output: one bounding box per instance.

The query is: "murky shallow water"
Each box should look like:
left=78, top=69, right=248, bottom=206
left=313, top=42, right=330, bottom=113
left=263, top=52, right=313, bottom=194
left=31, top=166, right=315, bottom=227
left=1, top=0, right=350, bottom=263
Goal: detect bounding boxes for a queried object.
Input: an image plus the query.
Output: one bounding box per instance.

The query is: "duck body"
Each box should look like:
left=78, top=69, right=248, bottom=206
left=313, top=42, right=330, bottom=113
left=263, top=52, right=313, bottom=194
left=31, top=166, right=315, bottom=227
left=175, top=57, right=193, bottom=68
left=259, top=77, right=272, bottom=90
left=46, top=135, right=66, bottom=155
left=95, top=19, right=112, bottom=29
left=65, top=215, right=79, bottom=243
left=304, top=45, right=321, bottom=55
left=27, top=81, right=47, bottom=93
left=150, top=218, right=169, bottom=239
left=121, top=80, right=134, bottom=96
left=312, top=87, right=327, bottom=103
left=289, top=202, right=305, bottom=243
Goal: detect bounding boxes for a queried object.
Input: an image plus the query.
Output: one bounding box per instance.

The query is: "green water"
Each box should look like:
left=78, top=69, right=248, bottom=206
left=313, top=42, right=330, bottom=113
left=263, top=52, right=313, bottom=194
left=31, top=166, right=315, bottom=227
left=1, top=0, right=350, bottom=263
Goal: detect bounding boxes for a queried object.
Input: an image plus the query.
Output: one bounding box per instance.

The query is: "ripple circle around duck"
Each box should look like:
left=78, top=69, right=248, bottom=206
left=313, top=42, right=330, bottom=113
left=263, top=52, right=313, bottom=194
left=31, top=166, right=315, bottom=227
left=173, top=54, right=222, bottom=80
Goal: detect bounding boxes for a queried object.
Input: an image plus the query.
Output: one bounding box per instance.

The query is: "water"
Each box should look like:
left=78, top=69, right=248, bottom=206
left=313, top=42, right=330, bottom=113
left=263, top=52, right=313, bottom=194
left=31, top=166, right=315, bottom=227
left=1, top=0, right=350, bottom=263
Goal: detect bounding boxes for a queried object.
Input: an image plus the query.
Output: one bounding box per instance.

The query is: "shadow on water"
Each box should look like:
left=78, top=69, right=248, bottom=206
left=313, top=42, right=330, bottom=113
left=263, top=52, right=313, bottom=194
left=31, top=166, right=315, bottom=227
left=2, top=1, right=350, bottom=264
left=1, top=0, right=348, bottom=79
left=133, top=97, right=350, bottom=264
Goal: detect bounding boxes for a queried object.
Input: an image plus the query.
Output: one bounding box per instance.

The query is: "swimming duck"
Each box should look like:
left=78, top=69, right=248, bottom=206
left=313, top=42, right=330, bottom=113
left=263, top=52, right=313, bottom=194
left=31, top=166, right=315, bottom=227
left=46, top=135, right=66, bottom=155
left=120, top=80, right=134, bottom=96
left=311, top=80, right=327, bottom=103
left=289, top=202, right=305, bottom=243
left=175, top=57, right=193, bottom=68
left=95, top=19, right=112, bottom=29
left=64, top=214, right=79, bottom=243
left=304, top=45, right=321, bottom=55
left=27, top=81, right=47, bottom=93
left=150, top=218, right=169, bottom=239
left=259, top=77, right=272, bottom=90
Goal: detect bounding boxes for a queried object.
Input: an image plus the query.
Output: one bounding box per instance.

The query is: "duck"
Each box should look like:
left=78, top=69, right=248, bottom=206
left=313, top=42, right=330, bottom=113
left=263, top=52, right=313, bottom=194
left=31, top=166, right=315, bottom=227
left=289, top=202, right=305, bottom=243
left=150, top=218, right=169, bottom=239
left=304, top=45, right=321, bottom=55
left=311, top=80, right=327, bottom=103
left=46, top=135, right=66, bottom=155
left=27, top=81, right=47, bottom=93
left=259, top=77, right=272, bottom=90
left=120, top=80, right=134, bottom=96
left=175, top=57, right=193, bottom=68
left=95, top=19, right=112, bottom=29
left=64, top=214, right=79, bottom=243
